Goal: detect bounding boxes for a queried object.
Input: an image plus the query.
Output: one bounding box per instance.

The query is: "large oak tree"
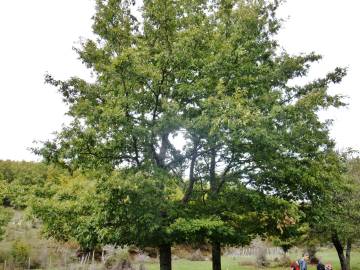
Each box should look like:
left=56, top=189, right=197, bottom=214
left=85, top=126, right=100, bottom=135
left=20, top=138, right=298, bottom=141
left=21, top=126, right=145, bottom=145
left=36, top=1, right=345, bottom=270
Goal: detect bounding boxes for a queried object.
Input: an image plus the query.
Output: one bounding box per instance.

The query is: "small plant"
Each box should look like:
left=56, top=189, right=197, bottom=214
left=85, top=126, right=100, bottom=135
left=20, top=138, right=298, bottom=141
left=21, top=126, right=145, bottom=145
left=10, top=239, right=31, bottom=268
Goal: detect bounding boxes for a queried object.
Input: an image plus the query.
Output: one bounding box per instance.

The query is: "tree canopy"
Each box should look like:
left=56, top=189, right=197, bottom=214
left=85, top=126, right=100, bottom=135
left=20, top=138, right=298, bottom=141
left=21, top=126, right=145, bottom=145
left=309, top=156, right=360, bottom=270
left=34, top=1, right=346, bottom=270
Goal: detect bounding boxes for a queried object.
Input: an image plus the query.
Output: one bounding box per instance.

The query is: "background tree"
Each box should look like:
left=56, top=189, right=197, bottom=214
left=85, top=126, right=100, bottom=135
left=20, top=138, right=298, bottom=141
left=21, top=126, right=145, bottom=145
left=0, top=160, right=63, bottom=243
left=0, top=160, right=65, bottom=209
left=35, top=1, right=346, bottom=270
left=169, top=184, right=301, bottom=253
left=30, top=171, right=101, bottom=253
left=310, top=157, right=360, bottom=270
left=271, top=218, right=308, bottom=255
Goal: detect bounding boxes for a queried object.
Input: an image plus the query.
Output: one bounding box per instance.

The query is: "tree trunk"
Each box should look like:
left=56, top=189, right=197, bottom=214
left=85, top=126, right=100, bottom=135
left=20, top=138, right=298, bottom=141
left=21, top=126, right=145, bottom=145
left=209, top=147, right=222, bottom=270
left=159, top=244, right=172, bottom=270
left=209, top=148, right=217, bottom=194
left=332, top=233, right=347, bottom=270
left=212, top=242, right=221, bottom=270
left=346, top=239, right=351, bottom=270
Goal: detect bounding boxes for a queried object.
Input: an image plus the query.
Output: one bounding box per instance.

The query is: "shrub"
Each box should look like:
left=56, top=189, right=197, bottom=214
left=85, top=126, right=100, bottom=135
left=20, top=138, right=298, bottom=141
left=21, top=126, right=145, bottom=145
left=10, top=239, right=31, bottom=268
left=0, top=207, right=12, bottom=240
left=105, top=249, right=134, bottom=270
left=0, top=249, right=9, bottom=264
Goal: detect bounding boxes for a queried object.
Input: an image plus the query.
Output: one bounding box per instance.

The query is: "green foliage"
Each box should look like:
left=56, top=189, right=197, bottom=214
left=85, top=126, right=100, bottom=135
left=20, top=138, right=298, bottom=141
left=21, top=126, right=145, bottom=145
left=169, top=185, right=302, bottom=247
left=333, top=158, right=360, bottom=240
left=309, top=156, right=360, bottom=241
left=104, top=249, right=133, bottom=269
left=0, top=160, right=65, bottom=209
left=306, top=156, right=360, bottom=270
left=0, top=206, right=12, bottom=240
left=10, top=239, right=31, bottom=268
left=97, top=169, right=183, bottom=247
left=33, top=0, right=346, bottom=268
left=271, top=220, right=309, bottom=253
left=30, top=171, right=101, bottom=251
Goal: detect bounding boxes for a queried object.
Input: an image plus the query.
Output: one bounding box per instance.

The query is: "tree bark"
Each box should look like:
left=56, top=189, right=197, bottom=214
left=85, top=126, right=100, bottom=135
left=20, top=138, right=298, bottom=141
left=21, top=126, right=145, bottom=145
left=209, top=147, right=222, bottom=270
left=332, top=233, right=347, bottom=270
left=212, top=242, right=221, bottom=270
left=159, top=244, right=172, bottom=270
left=182, top=143, right=198, bottom=203
left=209, top=148, right=217, bottom=194
left=346, top=239, right=351, bottom=270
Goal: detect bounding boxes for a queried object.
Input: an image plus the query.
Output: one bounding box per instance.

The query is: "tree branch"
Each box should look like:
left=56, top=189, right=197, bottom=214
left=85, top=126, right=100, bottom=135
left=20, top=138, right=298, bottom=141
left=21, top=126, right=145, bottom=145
left=216, top=161, right=234, bottom=194
left=182, top=141, right=199, bottom=203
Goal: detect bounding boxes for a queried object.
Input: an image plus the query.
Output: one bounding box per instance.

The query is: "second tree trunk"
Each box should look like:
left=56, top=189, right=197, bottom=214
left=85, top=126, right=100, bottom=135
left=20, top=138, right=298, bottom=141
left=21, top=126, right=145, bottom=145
left=212, top=242, right=221, bottom=270
left=159, top=244, right=172, bottom=270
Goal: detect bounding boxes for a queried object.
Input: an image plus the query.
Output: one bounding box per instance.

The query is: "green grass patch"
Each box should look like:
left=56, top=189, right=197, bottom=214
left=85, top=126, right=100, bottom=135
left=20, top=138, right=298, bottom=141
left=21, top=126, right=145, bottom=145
left=143, top=249, right=360, bottom=270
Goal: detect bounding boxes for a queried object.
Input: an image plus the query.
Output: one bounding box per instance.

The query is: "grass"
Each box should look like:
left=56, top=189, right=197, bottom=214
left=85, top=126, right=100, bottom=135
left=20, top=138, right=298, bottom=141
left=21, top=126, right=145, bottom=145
left=316, top=249, right=360, bottom=270
left=142, top=257, right=253, bottom=270
left=1, top=210, right=359, bottom=270
left=142, top=249, right=360, bottom=270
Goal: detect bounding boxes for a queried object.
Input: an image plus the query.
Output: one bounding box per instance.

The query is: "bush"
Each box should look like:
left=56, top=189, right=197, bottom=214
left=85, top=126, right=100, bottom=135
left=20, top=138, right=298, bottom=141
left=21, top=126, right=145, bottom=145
left=105, top=249, right=134, bottom=270
left=10, top=239, right=31, bottom=268
left=0, top=249, right=9, bottom=264
left=0, top=207, right=12, bottom=240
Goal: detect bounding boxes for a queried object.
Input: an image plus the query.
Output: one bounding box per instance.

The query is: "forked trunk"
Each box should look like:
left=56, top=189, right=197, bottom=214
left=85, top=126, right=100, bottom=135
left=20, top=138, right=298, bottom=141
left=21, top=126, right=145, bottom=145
left=159, top=244, right=172, bottom=270
left=212, top=241, right=221, bottom=270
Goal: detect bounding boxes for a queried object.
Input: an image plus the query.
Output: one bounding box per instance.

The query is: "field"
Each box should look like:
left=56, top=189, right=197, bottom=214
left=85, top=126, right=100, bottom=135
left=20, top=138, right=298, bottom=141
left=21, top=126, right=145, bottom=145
left=1, top=210, right=359, bottom=270
left=141, top=249, right=360, bottom=270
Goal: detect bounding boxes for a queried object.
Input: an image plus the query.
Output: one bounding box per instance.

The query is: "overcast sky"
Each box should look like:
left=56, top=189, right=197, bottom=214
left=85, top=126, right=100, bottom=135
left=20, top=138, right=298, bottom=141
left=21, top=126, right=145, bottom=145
left=0, top=0, right=359, bottom=161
